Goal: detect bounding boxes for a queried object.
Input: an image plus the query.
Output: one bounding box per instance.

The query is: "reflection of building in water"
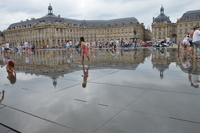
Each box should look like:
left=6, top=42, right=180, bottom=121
left=6, top=48, right=181, bottom=86
left=152, top=48, right=179, bottom=79
left=7, top=48, right=153, bottom=86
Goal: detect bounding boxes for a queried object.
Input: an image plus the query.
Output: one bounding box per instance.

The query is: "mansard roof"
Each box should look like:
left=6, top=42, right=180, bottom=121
left=180, top=9, right=200, bottom=20
left=153, top=14, right=171, bottom=23
left=7, top=5, right=140, bottom=30
left=7, top=15, right=139, bottom=29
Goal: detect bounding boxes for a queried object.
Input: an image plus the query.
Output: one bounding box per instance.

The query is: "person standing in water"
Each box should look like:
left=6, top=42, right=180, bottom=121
left=80, top=37, right=90, bottom=63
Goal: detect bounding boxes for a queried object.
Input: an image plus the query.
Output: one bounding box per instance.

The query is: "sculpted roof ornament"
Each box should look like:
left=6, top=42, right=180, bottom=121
left=48, top=4, right=53, bottom=15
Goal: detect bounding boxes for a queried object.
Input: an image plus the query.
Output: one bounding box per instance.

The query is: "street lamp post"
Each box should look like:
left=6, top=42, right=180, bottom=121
left=130, top=28, right=140, bottom=49
left=133, top=29, right=137, bottom=49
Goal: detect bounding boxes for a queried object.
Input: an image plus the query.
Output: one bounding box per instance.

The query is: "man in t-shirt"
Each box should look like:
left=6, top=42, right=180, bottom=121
left=4, top=42, right=10, bottom=56
left=192, top=26, right=200, bottom=58
left=166, top=37, right=170, bottom=46
left=24, top=41, right=30, bottom=52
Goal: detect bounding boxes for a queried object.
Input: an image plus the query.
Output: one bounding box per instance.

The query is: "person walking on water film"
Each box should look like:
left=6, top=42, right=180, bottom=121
left=80, top=37, right=90, bottom=64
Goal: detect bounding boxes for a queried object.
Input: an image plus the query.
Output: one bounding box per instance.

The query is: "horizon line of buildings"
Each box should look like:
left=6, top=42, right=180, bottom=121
left=0, top=5, right=200, bottom=47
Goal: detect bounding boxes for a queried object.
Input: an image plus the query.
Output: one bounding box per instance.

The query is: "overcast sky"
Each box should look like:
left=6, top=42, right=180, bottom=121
left=0, top=0, right=199, bottom=31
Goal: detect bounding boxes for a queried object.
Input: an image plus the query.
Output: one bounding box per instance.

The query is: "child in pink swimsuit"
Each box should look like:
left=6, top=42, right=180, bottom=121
left=80, top=37, right=90, bottom=63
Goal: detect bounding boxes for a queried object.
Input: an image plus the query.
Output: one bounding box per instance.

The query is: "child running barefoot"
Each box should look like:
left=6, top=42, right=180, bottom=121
left=80, top=37, right=90, bottom=64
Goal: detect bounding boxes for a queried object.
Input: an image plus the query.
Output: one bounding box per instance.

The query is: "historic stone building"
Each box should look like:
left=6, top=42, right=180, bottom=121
left=3, top=5, right=151, bottom=48
left=152, top=6, right=177, bottom=43
left=176, top=10, right=200, bottom=43
left=152, top=6, right=200, bottom=43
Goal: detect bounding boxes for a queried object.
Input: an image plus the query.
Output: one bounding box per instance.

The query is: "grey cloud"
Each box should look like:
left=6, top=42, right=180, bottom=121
left=0, top=0, right=200, bottom=31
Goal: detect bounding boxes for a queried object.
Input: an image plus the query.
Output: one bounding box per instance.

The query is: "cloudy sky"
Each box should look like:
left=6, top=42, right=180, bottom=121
left=0, top=0, right=199, bottom=31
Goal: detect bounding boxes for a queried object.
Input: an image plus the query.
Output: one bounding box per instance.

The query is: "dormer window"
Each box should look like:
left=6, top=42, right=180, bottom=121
left=185, top=16, right=189, bottom=20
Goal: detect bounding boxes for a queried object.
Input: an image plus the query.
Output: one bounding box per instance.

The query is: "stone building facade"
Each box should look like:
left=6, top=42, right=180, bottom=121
left=3, top=5, right=151, bottom=48
left=176, top=10, right=200, bottom=43
left=152, top=6, right=200, bottom=43
left=152, top=6, right=177, bottom=43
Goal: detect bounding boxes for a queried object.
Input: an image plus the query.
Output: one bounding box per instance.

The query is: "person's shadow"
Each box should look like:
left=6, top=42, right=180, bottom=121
left=82, top=63, right=90, bottom=88
left=0, top=90, right=5, bottom=104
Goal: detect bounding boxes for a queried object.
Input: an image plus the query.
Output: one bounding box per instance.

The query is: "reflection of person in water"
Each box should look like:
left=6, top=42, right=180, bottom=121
left=82, top=64, right=90, bottom=88
left=0, top=90, right=5, bottom=104
left=6, top=60, right=17, bottom=84
left=191, top=59, right=200, bottom=88
left=188, top=57, right=200, bottom=88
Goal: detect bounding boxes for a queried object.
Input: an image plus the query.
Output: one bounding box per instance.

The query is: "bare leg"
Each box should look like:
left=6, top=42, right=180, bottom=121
left=87, top=56, right=90, bottom=62
left=81, top=56, right=84, bottom=64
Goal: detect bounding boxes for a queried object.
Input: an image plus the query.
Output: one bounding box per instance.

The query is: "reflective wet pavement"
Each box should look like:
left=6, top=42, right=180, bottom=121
left=0, top=47, right=200, bottom=133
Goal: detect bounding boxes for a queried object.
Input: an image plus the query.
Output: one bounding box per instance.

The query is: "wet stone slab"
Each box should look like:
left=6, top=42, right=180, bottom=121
left=1, top=48, right=200, bottom=133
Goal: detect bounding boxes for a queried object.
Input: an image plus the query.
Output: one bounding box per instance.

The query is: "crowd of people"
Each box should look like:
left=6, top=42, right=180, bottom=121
left=180, top=25, right=200, bottom=59
left=179, top=25, right=200, bottom=88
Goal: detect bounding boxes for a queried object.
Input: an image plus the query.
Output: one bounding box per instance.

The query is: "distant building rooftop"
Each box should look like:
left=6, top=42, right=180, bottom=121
left=179, top=9, right=200, bottom=20
left=153, top=6, right=171, bottom=23
left=7, top=4, right=140, bottom=30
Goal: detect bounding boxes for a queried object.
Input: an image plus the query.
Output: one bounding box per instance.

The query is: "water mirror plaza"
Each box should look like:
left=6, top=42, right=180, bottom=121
left=0, top=46, right=200, bottom=133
